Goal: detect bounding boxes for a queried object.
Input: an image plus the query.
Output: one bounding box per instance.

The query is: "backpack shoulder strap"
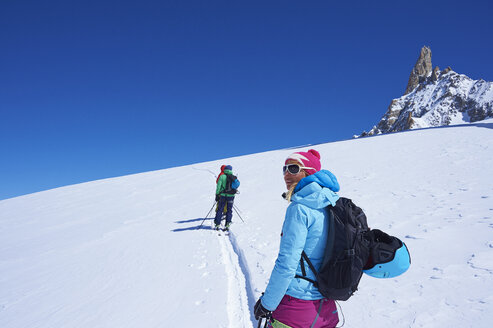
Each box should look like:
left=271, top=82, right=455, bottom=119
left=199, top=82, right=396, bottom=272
left=295, top=206, right=335, bottom=285
left=295, top=251, right=318, bottom=286
left=323, top=206, right=336, bottom=266
left=225, top=172, right=235, bottom=181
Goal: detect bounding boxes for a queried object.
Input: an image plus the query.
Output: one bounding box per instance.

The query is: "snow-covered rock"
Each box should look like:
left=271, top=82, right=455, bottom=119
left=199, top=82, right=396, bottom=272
left=360, top=47, right=493, bottom=137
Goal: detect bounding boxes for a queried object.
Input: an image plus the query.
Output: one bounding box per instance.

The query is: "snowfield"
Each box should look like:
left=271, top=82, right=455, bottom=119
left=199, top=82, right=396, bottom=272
left=1, top=120, right=493, bottom=327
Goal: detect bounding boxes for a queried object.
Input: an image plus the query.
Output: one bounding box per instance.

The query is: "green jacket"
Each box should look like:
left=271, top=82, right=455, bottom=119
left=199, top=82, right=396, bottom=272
left=216, top=169, right=235, bottom=197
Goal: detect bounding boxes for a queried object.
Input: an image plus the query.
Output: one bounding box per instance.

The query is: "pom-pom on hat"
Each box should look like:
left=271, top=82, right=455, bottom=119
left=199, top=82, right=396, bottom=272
left=285, top=149, right=321, bottom=176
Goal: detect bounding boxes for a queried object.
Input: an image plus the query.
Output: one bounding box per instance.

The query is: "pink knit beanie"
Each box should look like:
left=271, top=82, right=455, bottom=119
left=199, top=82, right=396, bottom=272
left=285, top=149, right=322, bottom=176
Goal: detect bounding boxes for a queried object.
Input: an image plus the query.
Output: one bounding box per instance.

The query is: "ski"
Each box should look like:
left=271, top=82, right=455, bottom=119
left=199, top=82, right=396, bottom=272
left=221, top=226, right=230, bottom=236
left=212, top=216, right=229, bottom=235
left=217, top=228, right=229, bottom=236
left=214, top=226, right=230, bottom=236
left=211, top=217, right=231, bottom=236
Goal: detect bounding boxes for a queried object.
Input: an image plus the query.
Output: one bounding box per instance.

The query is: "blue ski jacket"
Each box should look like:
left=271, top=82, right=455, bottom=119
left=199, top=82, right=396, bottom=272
left=261, top=170, right=340, bottom=311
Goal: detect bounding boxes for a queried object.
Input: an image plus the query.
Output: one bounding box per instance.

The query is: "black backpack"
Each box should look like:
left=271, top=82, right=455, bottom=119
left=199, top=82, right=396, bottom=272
left=224, top=173, right=240, bottom=195
left=296, top=197, right=371, bottom=301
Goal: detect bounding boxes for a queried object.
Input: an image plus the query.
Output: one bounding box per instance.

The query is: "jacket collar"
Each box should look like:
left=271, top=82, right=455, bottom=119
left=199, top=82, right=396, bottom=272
left=291, top=170, right=340, bottom=209
left=294, top=170, right=340, bottom=193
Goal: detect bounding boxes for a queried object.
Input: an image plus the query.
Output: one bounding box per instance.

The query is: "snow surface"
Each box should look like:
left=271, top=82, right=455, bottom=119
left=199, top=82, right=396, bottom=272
left=1, top=120, right=493, bottom=327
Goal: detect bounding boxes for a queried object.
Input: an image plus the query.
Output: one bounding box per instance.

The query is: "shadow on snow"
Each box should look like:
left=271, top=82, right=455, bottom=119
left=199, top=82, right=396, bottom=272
left=171, top=218, right=214, bottom=232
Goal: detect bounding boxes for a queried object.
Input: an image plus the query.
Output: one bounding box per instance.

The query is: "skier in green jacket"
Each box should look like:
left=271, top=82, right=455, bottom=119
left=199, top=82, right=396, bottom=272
left=214, top=165, right=238, bottom=230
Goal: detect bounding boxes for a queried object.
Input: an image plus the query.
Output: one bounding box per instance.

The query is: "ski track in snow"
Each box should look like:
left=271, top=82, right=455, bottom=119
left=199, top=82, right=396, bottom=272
left=208, top=218, right=256, bottom=328
left=228, top=231, right=258, bottom=325
left=216, top=228, right=255, bottom=328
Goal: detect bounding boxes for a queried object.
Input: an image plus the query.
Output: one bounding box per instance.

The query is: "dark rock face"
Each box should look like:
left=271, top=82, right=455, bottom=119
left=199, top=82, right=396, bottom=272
left=431, top=66, right=440, bottom=82
left=405, top=46, right=433, bottom=95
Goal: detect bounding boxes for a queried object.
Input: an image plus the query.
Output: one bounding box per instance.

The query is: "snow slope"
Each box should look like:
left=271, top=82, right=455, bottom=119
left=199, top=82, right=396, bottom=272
left=1, top=120, right=493, bottom=327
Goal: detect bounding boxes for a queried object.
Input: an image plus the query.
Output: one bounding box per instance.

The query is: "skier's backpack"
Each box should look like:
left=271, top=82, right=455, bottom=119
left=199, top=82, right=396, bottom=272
left=224, top=173, right=240, bottom=195
left=296, top=197, right=371, bottom=301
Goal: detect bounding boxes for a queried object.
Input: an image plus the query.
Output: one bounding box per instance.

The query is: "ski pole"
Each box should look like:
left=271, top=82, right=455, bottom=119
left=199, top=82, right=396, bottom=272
left=257, top=317, right=270, bottom=328
left=233, top=203, right=242, bottom=213
left=232, top=204, right=245, bottom=223
left=198, top=201, right=217, bottom=229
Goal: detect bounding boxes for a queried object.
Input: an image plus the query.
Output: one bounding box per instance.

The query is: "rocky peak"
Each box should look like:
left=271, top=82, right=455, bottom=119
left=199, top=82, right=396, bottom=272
left=442, top=66, right=452, bottom=75
left=357, top=47, right=493, bottom=138
left=405, top=46, right=433, bottom=95
left=431, top=66, right=440, bottom=82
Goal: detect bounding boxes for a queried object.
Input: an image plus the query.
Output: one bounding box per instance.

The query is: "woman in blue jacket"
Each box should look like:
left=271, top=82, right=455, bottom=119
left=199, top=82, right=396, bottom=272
left=254, top=149, right=340, bottom=328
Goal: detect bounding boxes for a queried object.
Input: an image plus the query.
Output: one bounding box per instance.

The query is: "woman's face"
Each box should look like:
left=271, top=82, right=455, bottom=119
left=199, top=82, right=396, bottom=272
left=283, top=160, right=306, bottom=190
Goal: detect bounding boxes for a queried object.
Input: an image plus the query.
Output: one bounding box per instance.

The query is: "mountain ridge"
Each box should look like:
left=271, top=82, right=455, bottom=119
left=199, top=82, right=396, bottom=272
left=359, top=47, right=493, bottom=137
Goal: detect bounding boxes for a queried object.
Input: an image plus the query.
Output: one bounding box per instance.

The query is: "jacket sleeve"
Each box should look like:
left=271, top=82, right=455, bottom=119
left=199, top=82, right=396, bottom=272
left=216, top=174, right=226, bottom=195
left=261, top=203, right=308, bottom=311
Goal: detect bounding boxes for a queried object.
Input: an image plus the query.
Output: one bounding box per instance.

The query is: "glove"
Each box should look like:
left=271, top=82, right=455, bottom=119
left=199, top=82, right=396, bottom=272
left=215, top=194, right=220, bottom=202
left=254, top=298, right=271, bottom=320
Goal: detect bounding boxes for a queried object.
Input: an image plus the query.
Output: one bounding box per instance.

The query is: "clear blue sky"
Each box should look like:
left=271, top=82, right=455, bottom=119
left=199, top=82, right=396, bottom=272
left=1, top=0, right=492, bottom=200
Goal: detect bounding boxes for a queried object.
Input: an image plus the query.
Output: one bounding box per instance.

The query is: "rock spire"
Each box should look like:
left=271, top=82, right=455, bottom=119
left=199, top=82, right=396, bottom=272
left=404, top=46, right=433, bottom=95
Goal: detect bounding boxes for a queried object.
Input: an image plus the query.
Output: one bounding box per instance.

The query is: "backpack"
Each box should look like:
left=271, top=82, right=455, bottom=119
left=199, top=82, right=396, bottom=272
left=295, top=197, right=371, bottom=301
left=224, top=173, right=240, bottom=195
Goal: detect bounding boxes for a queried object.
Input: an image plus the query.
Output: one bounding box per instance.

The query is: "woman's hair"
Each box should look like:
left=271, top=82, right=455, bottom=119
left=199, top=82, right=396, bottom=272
left=284, top=171, right=307, bottom=202
left=285, top=183, right=297, bottom=202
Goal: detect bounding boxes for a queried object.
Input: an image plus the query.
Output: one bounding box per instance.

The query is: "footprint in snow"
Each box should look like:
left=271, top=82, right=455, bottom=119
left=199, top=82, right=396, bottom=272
left=431, top=267, right=443, bottom=279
